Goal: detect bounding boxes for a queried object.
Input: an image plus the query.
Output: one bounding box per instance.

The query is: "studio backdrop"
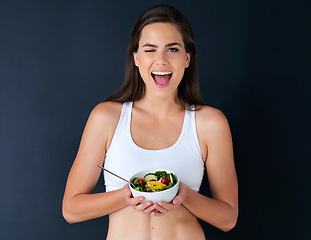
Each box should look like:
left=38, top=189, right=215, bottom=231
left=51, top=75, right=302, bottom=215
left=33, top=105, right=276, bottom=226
left=0, top=0, right=309, bottom=239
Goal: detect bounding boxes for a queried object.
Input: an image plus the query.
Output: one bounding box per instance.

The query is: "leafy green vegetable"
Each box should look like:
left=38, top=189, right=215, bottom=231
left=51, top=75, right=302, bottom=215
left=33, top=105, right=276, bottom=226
left=155, top=171, right=168, bottom=180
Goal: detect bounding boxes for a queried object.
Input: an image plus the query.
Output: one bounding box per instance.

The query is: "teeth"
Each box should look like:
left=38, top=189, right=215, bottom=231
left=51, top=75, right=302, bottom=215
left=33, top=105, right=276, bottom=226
left=152, top=71, right=172, bottom=75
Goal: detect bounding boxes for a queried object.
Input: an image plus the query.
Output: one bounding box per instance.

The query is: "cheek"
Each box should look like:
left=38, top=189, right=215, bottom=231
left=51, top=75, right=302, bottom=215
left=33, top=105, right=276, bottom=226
left=137, top=61, right=151, bottom=81
left=137, top=54, right=149, bottom=66
left=169, top=54, right=188, bottom=66
left=175, top=69, right=186, bottom=82
left=139, top=58, right=154, bottom=75
left=176, top=59, right=188, bottom=69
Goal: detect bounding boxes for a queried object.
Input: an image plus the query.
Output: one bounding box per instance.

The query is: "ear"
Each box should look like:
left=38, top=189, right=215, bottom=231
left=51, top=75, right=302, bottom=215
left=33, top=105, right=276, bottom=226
left=185, top=53, right=191, bottom=68
left=133, top=52, right=139, bottom=67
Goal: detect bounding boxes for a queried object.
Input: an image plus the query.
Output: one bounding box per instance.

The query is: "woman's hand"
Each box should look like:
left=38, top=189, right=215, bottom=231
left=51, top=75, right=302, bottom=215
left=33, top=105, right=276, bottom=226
left=149, top=182, right=187, bottom=217
left=123, top=184, right=154, bottom=214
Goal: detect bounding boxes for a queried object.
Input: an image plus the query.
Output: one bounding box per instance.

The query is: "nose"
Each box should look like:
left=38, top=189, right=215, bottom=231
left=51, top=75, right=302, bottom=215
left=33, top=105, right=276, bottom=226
left=155, top=51, right=168, bottom=65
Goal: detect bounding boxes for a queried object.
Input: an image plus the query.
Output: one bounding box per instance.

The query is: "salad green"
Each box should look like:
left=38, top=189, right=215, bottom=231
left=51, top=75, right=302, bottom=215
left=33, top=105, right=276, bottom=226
left=131, top=171, right=177, bottom=192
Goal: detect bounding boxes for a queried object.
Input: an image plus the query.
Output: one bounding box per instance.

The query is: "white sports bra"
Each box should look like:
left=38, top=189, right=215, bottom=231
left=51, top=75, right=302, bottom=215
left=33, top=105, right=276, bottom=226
left=104, top=102, right=204, bottom=192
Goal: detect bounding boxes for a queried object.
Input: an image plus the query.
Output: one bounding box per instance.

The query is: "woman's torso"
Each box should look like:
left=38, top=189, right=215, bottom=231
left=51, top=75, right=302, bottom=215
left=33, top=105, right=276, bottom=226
left=107, top=206, right=205, bottom=240
left=103, top=101, right=206, bottom=239
left=104, top=102, right=204, bottom=192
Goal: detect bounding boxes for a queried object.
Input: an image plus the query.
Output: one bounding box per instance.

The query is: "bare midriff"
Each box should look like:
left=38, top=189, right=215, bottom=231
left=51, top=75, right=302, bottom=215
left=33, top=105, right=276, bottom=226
left=106, top=205, right=206, bottom=240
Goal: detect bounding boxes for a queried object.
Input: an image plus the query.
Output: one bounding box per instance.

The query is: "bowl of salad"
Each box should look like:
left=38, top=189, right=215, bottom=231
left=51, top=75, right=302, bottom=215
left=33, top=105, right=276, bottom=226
left=129, top=169, right=179, bottom=204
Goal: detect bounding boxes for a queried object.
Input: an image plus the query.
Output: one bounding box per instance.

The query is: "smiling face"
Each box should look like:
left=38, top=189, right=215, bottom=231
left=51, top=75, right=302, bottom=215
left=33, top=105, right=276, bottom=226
left=133, top=23, right=190, bottom=100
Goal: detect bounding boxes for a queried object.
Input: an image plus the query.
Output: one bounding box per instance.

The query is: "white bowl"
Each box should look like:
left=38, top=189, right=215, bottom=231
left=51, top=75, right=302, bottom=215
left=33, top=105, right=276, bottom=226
left=129, top=169, right=179, bottom=204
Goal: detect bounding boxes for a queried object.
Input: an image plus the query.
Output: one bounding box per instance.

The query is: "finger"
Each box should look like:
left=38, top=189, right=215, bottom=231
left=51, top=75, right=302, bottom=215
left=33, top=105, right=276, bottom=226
left=150, top=208, right=164, bottom=217
left=123, top=185, right=132, bottom=198
left=130, top=196, right=145, bottom=206
left=172, top=197, right=180, bottom=205
left=125, top=189, right=132, bottom=198
left=125, top=195, right=143, bottom=208
left=157, top=201, right=171, bottom=210
left=135, top=200, right=152, bottom=211
left=152, top=203, right=168, bottom=214
left=142, top=206, right=154, bottom=214
left=172, top=194, right=184, bottom=206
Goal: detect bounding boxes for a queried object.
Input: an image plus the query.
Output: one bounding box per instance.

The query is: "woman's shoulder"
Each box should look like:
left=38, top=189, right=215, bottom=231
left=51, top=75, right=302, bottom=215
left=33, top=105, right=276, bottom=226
left=92, top=101, right=123, bottom=116
left=88, top=101, right=123, bottom=129
left=195, top=105, right=230, bottom=135
left=196, top=105, right=227, bottom=123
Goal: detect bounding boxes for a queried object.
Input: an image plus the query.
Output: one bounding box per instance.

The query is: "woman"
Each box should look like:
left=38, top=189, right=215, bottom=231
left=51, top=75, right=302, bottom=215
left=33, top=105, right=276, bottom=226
left=62, top=4, right=238, bottom=239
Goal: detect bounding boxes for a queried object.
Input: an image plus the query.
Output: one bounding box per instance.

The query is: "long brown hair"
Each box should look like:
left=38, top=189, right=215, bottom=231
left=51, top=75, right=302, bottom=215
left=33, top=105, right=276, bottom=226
left=106, top=4, right=206, bottom=109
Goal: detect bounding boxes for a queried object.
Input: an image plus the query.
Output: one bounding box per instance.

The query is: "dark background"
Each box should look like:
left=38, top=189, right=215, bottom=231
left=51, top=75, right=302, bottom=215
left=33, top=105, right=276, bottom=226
left=0, top=0, right=310, bottom=239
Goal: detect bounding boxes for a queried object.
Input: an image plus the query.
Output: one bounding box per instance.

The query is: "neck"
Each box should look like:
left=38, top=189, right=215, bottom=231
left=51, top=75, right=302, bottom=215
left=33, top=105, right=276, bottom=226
left=134, top=94, right=184, bottom=118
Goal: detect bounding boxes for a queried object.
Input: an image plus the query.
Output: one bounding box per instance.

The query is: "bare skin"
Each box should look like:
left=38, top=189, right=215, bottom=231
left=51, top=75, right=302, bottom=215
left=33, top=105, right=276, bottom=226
left=62, top=23, right=238, bottom=239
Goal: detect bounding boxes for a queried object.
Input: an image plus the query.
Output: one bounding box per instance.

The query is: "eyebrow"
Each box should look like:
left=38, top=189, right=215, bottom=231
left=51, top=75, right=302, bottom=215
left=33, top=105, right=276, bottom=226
left=142, top=42, right=181, bottom=48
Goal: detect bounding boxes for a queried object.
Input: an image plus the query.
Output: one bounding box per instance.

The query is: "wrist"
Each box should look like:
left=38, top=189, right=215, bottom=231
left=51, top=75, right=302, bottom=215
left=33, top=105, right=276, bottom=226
left=181, top=183, right=194, bottom=207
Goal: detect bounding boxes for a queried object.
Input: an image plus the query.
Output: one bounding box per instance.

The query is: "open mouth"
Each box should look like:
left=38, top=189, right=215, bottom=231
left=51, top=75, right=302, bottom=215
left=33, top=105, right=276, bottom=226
left=151, top=71, right=173, bottom=87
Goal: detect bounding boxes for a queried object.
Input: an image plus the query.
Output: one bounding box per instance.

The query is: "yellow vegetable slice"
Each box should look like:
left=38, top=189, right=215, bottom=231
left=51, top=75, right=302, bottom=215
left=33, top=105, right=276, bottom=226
left=147, top=181, right=167, bottom=187
left=154, top=185, right=163, bottom=190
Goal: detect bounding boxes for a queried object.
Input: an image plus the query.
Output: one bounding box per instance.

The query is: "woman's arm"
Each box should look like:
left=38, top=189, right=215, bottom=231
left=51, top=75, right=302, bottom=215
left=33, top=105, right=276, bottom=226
left=152, top=107, right=238, bottom=231
left=185, top=107, right=238, bottom=231
left=62, top=102, right=128, bottom=223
